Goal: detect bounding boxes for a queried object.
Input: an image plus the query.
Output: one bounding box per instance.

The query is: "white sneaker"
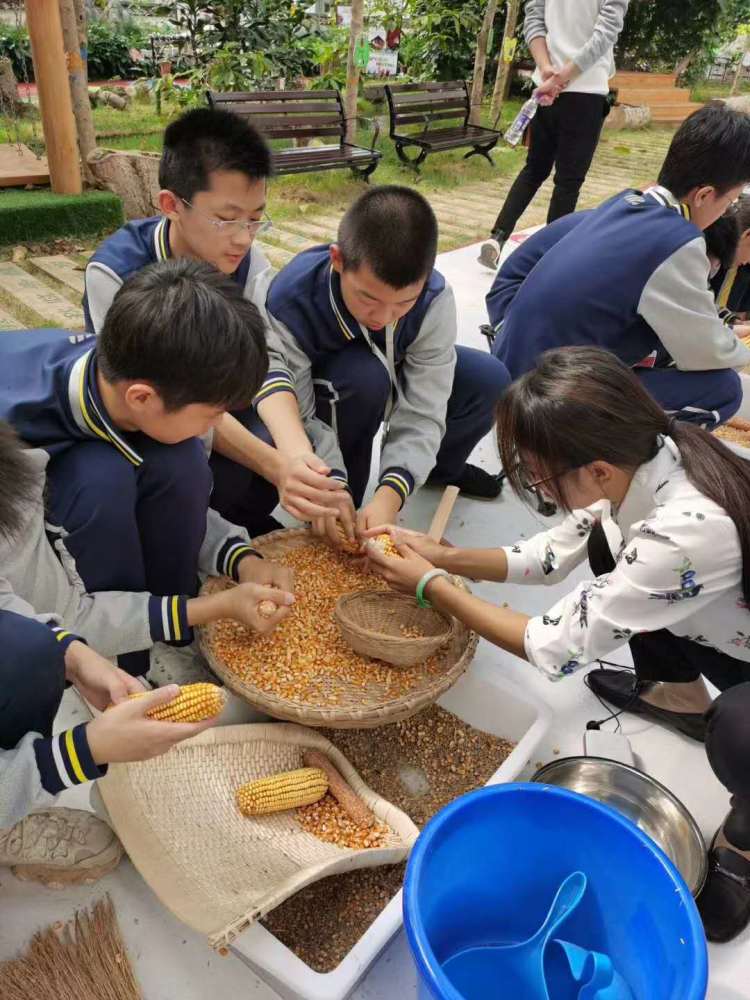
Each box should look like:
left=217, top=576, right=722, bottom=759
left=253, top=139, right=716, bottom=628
left=478, top=238, right=502, bottom=270
left=0, top=807, right=123, bottom=888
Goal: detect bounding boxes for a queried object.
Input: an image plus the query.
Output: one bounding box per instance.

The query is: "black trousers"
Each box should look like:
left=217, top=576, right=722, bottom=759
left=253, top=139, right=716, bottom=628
left=588, top=523, right=750, bottom=844
left=491, top=92, right=608, bottom=238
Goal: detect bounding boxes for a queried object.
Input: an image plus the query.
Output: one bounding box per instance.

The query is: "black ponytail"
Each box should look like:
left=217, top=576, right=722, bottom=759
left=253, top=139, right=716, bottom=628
left=497, top=347, right=750, bottom=607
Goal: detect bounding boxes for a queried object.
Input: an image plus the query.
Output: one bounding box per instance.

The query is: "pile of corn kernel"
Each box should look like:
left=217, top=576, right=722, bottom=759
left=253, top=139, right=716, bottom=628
left=210, top=542, right=444, bottom=705
left=296, top=794, right=389, bottom=850
left=400, top=624, right=426, bottom=639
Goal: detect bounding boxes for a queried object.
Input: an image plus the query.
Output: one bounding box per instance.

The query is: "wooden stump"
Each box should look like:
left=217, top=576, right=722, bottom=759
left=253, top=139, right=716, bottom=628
left=604, top=103, right=652, bottom=130
left=87, top=147, right=160, bottom=219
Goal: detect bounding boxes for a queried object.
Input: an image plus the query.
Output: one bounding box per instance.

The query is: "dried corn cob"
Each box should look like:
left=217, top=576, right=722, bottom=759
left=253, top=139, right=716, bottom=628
left=335, top=522, right=361, bottom=555
left=302, top=749, right=375, bottom=828
left=236, top=767, right=328, bottom=816
left=369, top=533, right=402, bottom=559
left=257, top=599, right=278, bottom=618
left=129, top=683, right=225, bottom=722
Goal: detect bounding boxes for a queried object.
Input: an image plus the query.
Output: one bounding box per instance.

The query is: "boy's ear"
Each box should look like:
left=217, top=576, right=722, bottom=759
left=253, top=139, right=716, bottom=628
left=124, top=382, right=159, bottom=409
left=158, top=189, right=181, bottom=221
left=329, top=244, right=344, bottom=274
left=691, top=184, right=717, bottom=208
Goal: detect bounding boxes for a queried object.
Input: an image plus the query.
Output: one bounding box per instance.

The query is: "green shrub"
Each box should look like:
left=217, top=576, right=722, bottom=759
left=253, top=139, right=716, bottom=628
left=0, top=190, right=124, bottom=246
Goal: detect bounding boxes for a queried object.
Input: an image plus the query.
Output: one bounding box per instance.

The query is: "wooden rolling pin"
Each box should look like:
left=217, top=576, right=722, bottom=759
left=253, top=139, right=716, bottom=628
left=427, top=485, right=460, bottom=542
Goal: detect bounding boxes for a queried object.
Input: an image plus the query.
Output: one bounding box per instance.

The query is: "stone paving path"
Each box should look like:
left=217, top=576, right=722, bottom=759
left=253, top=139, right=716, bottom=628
left=0, top=128, right=674, bottom=330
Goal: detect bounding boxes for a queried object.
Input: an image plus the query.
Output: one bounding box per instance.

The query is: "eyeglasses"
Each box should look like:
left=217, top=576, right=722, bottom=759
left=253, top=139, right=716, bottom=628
left=180, top=198, right=273, bottom=236
left=505, top=458, right=581, bottom=492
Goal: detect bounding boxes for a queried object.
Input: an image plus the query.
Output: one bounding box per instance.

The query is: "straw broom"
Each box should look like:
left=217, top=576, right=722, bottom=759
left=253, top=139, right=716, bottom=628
left=0, top=895, right=142, bottom=1000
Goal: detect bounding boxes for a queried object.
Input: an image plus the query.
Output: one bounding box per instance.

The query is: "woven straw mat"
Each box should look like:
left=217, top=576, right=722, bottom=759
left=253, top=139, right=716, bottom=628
left=99, top=723, right=419, bottom=949
left=197, top=527, right=478, bottom=728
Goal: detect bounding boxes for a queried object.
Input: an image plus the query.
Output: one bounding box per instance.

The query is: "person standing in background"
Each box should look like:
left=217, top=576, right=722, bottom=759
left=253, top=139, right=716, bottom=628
left=478, top=0, right=630, bottom=270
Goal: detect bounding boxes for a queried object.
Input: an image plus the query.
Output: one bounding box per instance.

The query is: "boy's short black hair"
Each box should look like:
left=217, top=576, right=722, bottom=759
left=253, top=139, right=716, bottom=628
left=159, top=108, right=272, bottom=201
left=337, top=185, right=438, bottom=288
left=98, top=259, right=268, bottom=412
left=0, top=421, right=36, bottom=540
left=657, top=102, right=750, bottom=198
left=704, top=210, right=740, bottom=272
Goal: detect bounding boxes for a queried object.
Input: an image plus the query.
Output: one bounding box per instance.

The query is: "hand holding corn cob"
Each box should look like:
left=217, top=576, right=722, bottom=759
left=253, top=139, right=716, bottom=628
left=221, top=582, right=295, bottom=633
left=87, top=684, right=218, bottom=766
left=126, top=682, right=226, bottom=721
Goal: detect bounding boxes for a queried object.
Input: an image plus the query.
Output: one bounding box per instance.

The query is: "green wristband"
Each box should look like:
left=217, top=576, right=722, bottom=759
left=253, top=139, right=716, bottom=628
left=416, top=568, right=450, bottom=609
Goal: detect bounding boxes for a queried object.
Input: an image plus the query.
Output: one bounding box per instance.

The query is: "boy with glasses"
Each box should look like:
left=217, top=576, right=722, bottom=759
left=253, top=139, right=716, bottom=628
left=84, top=108, right=353, bottom=537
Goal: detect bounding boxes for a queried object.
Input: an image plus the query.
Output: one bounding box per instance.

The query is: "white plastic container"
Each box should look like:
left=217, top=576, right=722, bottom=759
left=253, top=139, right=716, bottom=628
left=229, top=653, right=551, bottom=1000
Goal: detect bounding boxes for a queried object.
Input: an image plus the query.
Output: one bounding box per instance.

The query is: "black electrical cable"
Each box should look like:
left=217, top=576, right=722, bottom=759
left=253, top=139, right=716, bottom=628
left=583, top=659, right=639, bottom=734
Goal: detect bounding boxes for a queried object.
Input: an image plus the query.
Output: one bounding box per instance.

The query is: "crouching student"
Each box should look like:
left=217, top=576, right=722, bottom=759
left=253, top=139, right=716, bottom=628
left=711, top=195, right=750, bottom=324
left=0, top=430, right=219, bottom=884
left=0, top=259, right=294, bottom=679
left=366, top=346, right=750, bottom=944
left=486, top=104, right=750, bottom=429
left=84, top=107, right=350, bottom=536
left=214, top=186, right=511, bottom=546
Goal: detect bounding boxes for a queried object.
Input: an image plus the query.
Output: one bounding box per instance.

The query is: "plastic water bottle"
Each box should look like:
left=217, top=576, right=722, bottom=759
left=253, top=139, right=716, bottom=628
left=504, top=94, right=539, bottom=146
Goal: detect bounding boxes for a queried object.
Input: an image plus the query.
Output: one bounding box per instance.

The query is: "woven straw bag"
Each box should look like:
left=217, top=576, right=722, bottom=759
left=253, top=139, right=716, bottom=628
left=99, top=723, right=419, bottom=949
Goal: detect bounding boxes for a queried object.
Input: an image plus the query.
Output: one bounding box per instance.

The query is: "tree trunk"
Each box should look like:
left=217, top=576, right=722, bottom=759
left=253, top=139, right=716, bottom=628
left=344, top=0, right=364, bottom=144
left=59, top=0, right=96, bottom=183
left=0, top=56, right=27, bottom=118
left=490, top=0, right=521, bottom=123
left=469, top=0, right=499, bottom=126
left=25, top=0, right=82, bottom=194
left=731, top=54, right=744, bottom=96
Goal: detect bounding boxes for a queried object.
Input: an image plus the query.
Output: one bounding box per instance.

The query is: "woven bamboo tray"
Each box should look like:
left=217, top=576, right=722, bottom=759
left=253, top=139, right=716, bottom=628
left=99, top=723, right=419, bottom=949
left=197, top=527, right=478, bottom=728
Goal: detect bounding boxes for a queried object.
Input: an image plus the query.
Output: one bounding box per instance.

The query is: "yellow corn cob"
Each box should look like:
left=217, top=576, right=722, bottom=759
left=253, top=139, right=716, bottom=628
left=370, top=533, right=402, bottom=559
left=129, top=683, right=226, bottom=722
left=236, top=767, right=328, bottom=816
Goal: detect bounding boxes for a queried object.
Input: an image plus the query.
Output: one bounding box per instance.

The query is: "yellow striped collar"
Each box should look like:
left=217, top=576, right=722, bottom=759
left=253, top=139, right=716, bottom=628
left=153, top=217, right=171, bottom=262
left=67, top=350, right=143, bottom=466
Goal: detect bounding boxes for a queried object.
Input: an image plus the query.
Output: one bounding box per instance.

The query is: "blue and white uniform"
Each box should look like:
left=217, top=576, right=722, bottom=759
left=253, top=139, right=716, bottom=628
left=487, top=187, right=750, bottom=427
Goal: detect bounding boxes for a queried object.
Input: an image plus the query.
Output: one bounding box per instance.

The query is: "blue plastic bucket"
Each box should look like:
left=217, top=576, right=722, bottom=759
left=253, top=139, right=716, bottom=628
left=403, top=783, right=708, bottom=1000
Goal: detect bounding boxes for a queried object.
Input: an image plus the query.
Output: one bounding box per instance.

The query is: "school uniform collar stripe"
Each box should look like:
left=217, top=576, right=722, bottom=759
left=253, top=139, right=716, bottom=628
left=328, top=266, right=356, bottom=341
left=154, top=217, right=171, bottom=262
left=644, top=185, right=689, bottom=218
left=327, top=265, right=402, bottom=343
left=70, top=350, right=143, bottom=466
left=718, top=267, right=738, bottom=310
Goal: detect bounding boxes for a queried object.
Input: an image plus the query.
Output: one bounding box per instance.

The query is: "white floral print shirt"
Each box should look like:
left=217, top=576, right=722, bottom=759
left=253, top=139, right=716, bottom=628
left=503, top=436, right=749, bottom=679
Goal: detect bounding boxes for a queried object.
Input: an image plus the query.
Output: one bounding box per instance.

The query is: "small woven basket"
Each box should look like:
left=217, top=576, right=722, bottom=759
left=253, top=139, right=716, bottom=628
left=335, top=591, right=454, bottom=667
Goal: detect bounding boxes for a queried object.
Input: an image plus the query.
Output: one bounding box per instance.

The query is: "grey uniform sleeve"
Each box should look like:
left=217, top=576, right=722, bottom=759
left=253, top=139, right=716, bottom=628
left=638, top=239, right=750, bottom=371
left=0, top=734, right=58, bottom=831
left=572, top=0, right=630, bottom=74
left=84, top=263, right=123, bottom=334
left=523, top=0, right=548, bottom=45
left=0, top=574, right=61, bottom=627
left=379, top=285, right=458, bottom=491
left=258, top=314, right=348, bottom=476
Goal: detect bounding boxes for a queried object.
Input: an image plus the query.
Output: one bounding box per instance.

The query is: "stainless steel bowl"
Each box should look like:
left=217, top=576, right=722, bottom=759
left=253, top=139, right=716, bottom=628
left=532, top=756, right=707, bottom=896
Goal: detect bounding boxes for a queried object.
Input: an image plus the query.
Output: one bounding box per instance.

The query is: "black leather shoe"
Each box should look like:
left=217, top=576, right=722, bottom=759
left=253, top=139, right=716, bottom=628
left=698, top=832, right=750, bottom=942
left=586, top=667, right=707, bottom=742
left=427, top=464, right=504, bottom=501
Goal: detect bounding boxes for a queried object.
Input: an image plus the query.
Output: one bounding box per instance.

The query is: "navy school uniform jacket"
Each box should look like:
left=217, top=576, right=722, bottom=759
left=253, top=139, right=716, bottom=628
left=259, top=246, right=458, bottom=506
left=82, top=215, right=271, bottom=333
left=487, top=186, right=750, bottom=378
left=0, top=327, right=258, bottom=635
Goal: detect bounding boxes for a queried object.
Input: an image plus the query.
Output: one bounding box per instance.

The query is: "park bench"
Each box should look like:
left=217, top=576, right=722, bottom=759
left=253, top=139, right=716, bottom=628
left=207, top=89, right=381, bottom=180
left=384, top=80, right=501, bottom=171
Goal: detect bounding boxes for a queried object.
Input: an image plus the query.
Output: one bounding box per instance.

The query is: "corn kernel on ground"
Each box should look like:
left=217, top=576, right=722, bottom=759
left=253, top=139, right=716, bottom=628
left=210, top=542, right=444, bottom=706
left=296, top=793, right=389, bottom=850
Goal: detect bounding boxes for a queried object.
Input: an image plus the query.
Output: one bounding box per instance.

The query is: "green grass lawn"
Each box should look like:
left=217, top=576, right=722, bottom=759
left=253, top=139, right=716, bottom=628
left=690, top=80, right=750, bottom=103
left=1, top=96, right=526, bottom=228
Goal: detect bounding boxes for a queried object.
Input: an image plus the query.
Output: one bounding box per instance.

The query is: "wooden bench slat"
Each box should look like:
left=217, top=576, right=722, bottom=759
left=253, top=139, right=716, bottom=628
left=212, top=100, right=341, bottom=116
left=391, top=92, right=466, bottom=108
left=394, top=110, right=468, bottom=127
left=266, top=126, right=344, bottom=140
left=386, top=80, right=467, bottom=94
left=391, top=98, right=468, bottom=116
left=252, top=113, right=343, bottom=129
left=210, top=88, right=339, bottom=101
